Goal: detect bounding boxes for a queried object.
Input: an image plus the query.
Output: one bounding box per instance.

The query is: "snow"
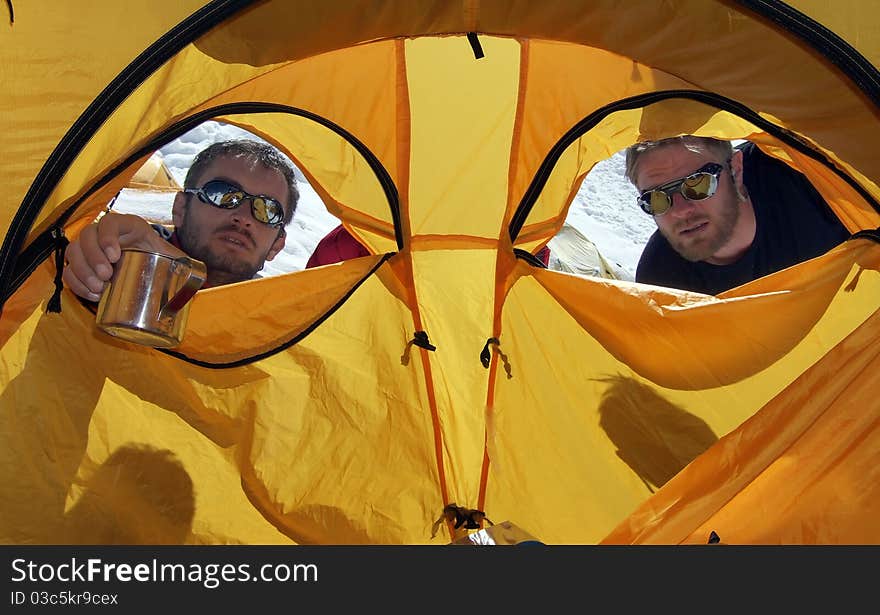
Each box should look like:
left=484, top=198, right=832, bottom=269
left=555, top=152, right=655, bottom=280
left=111, top=121, right=655, bottom=279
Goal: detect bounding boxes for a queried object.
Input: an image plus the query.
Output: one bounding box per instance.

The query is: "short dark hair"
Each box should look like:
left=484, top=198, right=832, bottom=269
left=184, top=139, right=299, bottom=225
left=625, top=136, right=734, bottom=186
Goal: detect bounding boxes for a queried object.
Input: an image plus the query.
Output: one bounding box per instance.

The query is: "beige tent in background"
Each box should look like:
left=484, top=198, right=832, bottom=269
left=548, top=223, right=620, bottom=280
left=126, top=151, right=182, bottom=192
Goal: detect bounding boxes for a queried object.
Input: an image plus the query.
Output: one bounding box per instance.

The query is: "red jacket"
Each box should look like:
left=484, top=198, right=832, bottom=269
left=305, top=225, right=370, bottom=268
left=306, top=224, right=550, bottom=268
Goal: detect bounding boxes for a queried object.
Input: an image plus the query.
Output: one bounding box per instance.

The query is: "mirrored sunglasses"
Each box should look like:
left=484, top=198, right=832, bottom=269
left=637, top=162, right=724, bottom=216
left=184, top=179, right=286, bottom=227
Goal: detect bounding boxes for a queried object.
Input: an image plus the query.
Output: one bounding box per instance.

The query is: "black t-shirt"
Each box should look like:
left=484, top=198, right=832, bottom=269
left=635, top=142, right=851, bottom=295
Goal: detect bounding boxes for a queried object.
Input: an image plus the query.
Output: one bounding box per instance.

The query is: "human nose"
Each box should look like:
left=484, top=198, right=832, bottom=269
left=668, top=191, right=697, bottom=218
left=230, top=199, right=256, bottom=226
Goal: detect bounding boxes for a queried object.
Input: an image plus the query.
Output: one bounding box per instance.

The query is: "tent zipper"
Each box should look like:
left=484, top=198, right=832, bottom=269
left=159, top=252, right=395, bottom=369
left=45, top=227, right=68, bottom=313
left=735, top=0, right=880, bottom=107
left=508, top=89, right=880, bottom=243
left=1, top=102, right=402, bottom=310
left=509, top=0, right=880, bottom=244
left=0, top=0, right=256, bottom=309
left=480, top=337, right=512, bottom=378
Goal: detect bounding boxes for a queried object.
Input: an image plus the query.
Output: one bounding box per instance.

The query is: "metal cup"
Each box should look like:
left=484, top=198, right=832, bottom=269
left=95, top=248, right=207, bottom=348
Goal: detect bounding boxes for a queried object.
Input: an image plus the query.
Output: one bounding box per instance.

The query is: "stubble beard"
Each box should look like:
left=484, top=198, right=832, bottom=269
left=661, top=193, right=741, bottom=263
left=177, top=209, right=268, bottom=286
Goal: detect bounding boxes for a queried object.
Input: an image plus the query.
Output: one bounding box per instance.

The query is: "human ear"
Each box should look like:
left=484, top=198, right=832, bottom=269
left=729, top=150, right=747, bottom=200
left=265, top=228, right=286, bottom=261
left=729, top=149, right=744, bottom=179
left=171, top=192, right=187, bottom=227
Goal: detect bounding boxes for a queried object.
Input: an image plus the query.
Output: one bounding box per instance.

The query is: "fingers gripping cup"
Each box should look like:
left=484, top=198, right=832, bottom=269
left=95, top=249, right=207, bottom=348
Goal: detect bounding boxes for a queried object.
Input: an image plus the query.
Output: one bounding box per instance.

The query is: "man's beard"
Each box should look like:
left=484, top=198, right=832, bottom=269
left=177, top=210, right=268, bottom=285
left=661, top=194, right=741, bottom=263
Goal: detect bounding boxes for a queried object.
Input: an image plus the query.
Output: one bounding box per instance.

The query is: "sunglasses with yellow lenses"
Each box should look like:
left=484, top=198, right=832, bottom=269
left=637, top=162, right=724, bottom=216
left=184, top=179, right=286, bottom=227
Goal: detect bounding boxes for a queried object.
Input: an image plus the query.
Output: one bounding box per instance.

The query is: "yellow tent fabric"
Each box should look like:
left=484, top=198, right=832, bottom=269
left=1, top=1, right=879, bottom=545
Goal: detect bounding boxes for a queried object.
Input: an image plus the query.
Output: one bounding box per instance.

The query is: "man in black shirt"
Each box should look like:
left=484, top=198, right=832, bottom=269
left=627, top=136, right=850, bottom=295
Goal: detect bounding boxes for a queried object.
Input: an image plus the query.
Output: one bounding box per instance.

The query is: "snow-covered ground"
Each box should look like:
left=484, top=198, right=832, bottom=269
left=112, top=121, right=655, bottom=279
left=556, top=152, right=655, bottom=279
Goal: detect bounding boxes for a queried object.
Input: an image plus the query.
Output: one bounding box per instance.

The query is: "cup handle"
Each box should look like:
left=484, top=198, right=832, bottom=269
left=159, top=257, right=208, bottom=319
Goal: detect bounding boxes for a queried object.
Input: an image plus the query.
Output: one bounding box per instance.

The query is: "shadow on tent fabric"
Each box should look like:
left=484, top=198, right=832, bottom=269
left=54, top=444, right=195, bottom=545
left=596, top=374, right=718, bottom=492
left=0, top=315, right=102, bottom=543
left=0, top=298, right=250, bottom=543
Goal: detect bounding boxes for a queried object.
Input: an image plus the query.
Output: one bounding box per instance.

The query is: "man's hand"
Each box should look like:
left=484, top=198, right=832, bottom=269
left=62, top=213, right=185, bottom=302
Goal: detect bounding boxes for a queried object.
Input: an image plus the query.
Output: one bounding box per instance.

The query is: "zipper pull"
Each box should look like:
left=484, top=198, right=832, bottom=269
left=411, top=330, right=436, bottom=351
left=401, top=330, right=436, bottom=366
left=46, top=227, right=69, bottom=313
left=480, top=337, right=512, bottom=378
